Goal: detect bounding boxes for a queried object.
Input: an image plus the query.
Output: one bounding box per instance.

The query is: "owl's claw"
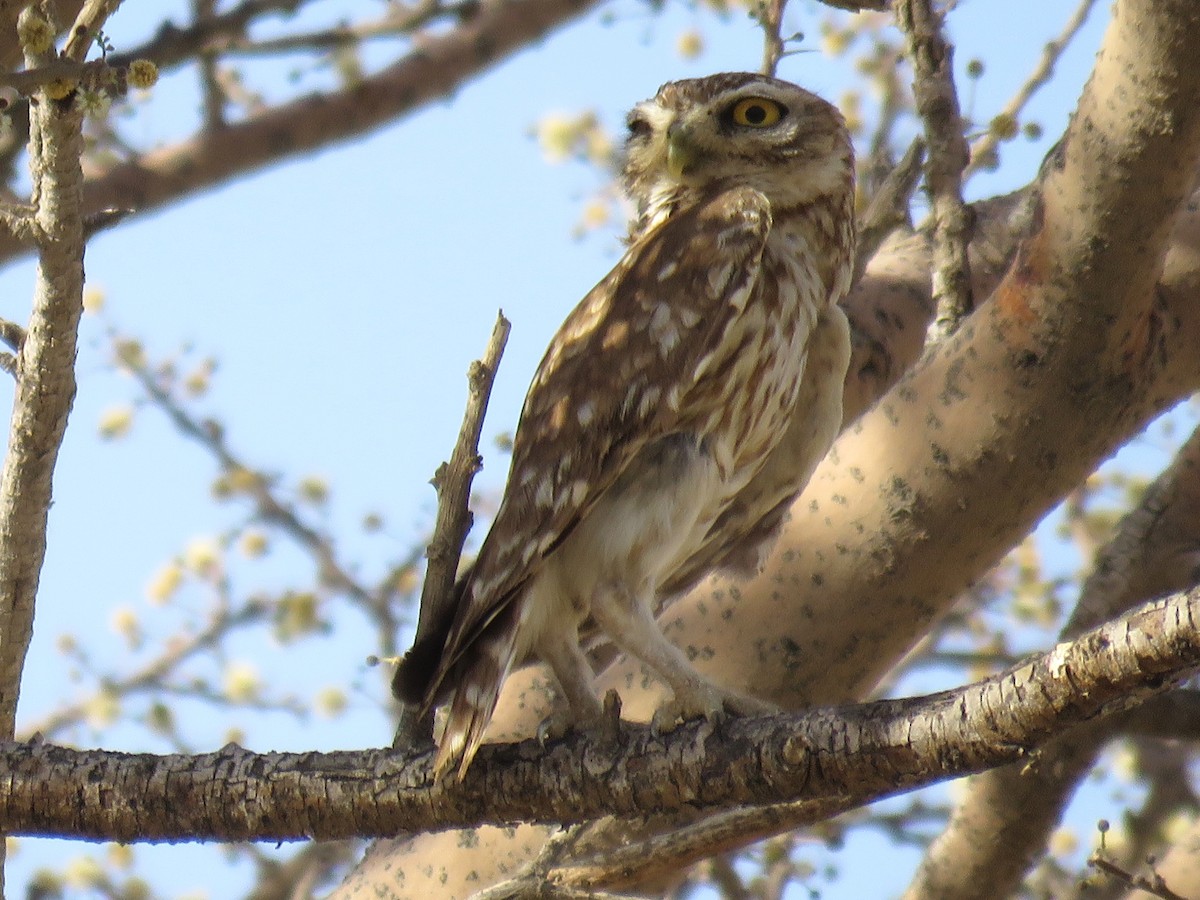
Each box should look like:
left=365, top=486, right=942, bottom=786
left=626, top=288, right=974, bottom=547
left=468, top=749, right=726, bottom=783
left=651, top=684, right=775, bottom=736
left=537, top=707, right=575, bottom=747
left=537, top=696, right=617, bottom=748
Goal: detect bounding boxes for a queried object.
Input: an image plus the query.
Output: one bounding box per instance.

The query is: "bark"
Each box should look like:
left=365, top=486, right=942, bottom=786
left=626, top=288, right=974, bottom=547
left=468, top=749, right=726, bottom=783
left=0, top=588, right=1198, bottom=843
left=341, top=0, right=1200, bottom=894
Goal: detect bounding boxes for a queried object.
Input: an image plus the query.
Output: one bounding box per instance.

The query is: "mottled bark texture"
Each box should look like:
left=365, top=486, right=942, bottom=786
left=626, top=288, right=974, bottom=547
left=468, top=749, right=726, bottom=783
left=342, top=0, right=1200, bottom=895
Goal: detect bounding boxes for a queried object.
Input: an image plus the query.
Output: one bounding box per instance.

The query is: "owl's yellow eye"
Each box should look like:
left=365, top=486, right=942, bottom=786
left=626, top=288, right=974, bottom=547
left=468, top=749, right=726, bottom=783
left=729, top=98, right=785, bottom=128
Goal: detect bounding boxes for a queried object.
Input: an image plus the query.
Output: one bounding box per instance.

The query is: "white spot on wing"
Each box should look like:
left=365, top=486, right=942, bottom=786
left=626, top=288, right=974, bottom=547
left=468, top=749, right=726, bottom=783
left=707, top=263, right=734, bottom=298
left=649, top=303, right=679, bottom=355
left=570, top=479, right=589, bottom=507
left=577, top=400, right=596, bottom=427
left=535, top=478, right=554, bottom=508
left=637, top=385, right=662, bottom=419
left=657, top=261, right=678, bottom=282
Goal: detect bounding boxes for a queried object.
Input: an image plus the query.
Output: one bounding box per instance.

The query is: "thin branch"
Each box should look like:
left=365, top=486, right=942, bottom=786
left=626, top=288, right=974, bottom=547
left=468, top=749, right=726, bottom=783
left=821, top=0, right=891, bottom=10
left=194, top=0, right=226, bottom=130
left=896, top=0, right=974, bottom=340
left=208, top=2, right=478, bottom=58
left=1088, top=854, right=1189, bottom=900
left=757, top=0, right=788, bottom=77
left=415, top=313, right=510, bottom=648
left=0, top=318, right=25, bottom=353
left=965, top=0, right=1099, bottom=178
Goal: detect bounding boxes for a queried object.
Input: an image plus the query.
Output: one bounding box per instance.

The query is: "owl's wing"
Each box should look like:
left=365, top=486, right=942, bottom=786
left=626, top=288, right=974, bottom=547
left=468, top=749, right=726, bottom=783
left=409, top=187, right=773, bottom=739
left=660, top=301, right=852, bottom=597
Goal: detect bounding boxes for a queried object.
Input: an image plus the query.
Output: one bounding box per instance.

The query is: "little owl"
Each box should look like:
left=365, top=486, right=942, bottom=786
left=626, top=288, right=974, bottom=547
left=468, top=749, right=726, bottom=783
left=394, top=72, right=856, bottom=780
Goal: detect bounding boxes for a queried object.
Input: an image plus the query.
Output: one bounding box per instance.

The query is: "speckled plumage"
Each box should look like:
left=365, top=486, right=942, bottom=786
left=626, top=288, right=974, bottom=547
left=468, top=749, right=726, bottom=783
left=394, top=72, right=856, bottom=780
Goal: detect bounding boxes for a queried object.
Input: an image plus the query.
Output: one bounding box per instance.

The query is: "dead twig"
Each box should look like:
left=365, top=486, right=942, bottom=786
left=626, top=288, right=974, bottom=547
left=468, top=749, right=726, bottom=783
left=393, top=311, right=510, bottom=746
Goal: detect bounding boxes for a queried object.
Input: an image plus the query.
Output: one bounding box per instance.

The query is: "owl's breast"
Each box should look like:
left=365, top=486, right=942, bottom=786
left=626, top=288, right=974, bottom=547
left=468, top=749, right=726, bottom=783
left=685, top=245, right=825, bottom=492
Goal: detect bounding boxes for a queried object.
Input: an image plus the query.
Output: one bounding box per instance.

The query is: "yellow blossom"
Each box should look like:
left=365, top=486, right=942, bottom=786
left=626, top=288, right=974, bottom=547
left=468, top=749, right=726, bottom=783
left=298, top=475, right=329, bottom=504
left=128, top=59, right=158, bottom=90
left=82, top=287, right=105, bottom=313
left=315, top=686, right=347, bottom=717
left=676, top=29, right=704, bottom=59
left=239, top=530, right=269, bottom=557
left=64, top=856, right=105, bottom=889
left=223, top=661, right=261, bottom=702
left=17, top=9, right=54, bottom=56
left=98, top=405, right=134, bottom=439
left=145, top=561, right=183, bottom=605
left=85, top=688, right=120, bottom=729
left=107, top=843, right=135, bottom=869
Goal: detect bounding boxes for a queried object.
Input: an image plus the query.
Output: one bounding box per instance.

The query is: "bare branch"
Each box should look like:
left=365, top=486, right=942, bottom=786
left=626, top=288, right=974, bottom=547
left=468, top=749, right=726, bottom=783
left=0, top=587, right=1198, bottom=847
left=1088, top=854, right=1190, bottom=900
left=757, top=0, right=788, bottom=77
left=822, top=0, right=891, bottom=10
left=896, top=0, right=974, bottom=339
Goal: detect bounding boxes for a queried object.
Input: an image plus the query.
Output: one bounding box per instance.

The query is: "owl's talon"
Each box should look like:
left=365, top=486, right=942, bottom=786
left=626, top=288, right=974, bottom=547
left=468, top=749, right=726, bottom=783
left=652, top=685, right=775, bottom=735
left=537, top=709, right=574, bottom=747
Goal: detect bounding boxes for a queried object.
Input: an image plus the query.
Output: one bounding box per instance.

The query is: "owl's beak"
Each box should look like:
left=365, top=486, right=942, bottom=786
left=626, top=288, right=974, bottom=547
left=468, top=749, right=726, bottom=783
left=665, top=121, right=699, bottom=180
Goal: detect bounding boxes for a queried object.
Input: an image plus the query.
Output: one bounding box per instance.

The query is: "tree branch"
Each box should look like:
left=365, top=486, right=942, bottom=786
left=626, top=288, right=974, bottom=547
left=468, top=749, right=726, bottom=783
left=1, top=588, right=1198, bottom=844
left=896, top=0, right=974, bottom=339
left=0, top=0, right=602, bottom=268
left=903, top=424, right=1200, bottom=900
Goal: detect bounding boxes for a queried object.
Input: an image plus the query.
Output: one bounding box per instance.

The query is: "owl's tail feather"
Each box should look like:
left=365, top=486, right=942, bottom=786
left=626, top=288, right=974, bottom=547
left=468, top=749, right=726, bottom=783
left=393, top=564, right=476, bottom=707
left=432, top=605, right=521, bottom=781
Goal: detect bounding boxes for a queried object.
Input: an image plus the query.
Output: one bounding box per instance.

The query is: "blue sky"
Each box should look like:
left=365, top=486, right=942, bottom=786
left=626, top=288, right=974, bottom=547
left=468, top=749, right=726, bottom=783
left=0, top=1, right=1123, bottom=896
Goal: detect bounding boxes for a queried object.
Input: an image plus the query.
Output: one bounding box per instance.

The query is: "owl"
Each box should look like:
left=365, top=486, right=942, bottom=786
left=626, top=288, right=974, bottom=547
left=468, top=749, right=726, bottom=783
left=394, top=72, right=856, bottom=780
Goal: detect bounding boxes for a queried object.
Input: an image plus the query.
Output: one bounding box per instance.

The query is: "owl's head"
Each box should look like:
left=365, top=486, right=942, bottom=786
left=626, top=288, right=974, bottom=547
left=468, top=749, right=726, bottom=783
left=622, top=73, right=852, bottom=230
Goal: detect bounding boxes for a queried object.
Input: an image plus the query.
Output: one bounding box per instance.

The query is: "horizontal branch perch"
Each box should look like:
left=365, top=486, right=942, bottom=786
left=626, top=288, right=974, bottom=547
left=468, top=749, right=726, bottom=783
left=2, top=587, right=1197, bottom=842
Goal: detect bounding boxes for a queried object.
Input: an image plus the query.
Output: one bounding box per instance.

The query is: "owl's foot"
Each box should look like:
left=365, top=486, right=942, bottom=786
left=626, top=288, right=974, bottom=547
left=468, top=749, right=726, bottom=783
left=536, top=706, right=577, bottom=746
left=537, top=691, right=622, bottom=747
left=651, top=682, right=775, bottom=735
left=536, top=684, right=612, bottom=747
